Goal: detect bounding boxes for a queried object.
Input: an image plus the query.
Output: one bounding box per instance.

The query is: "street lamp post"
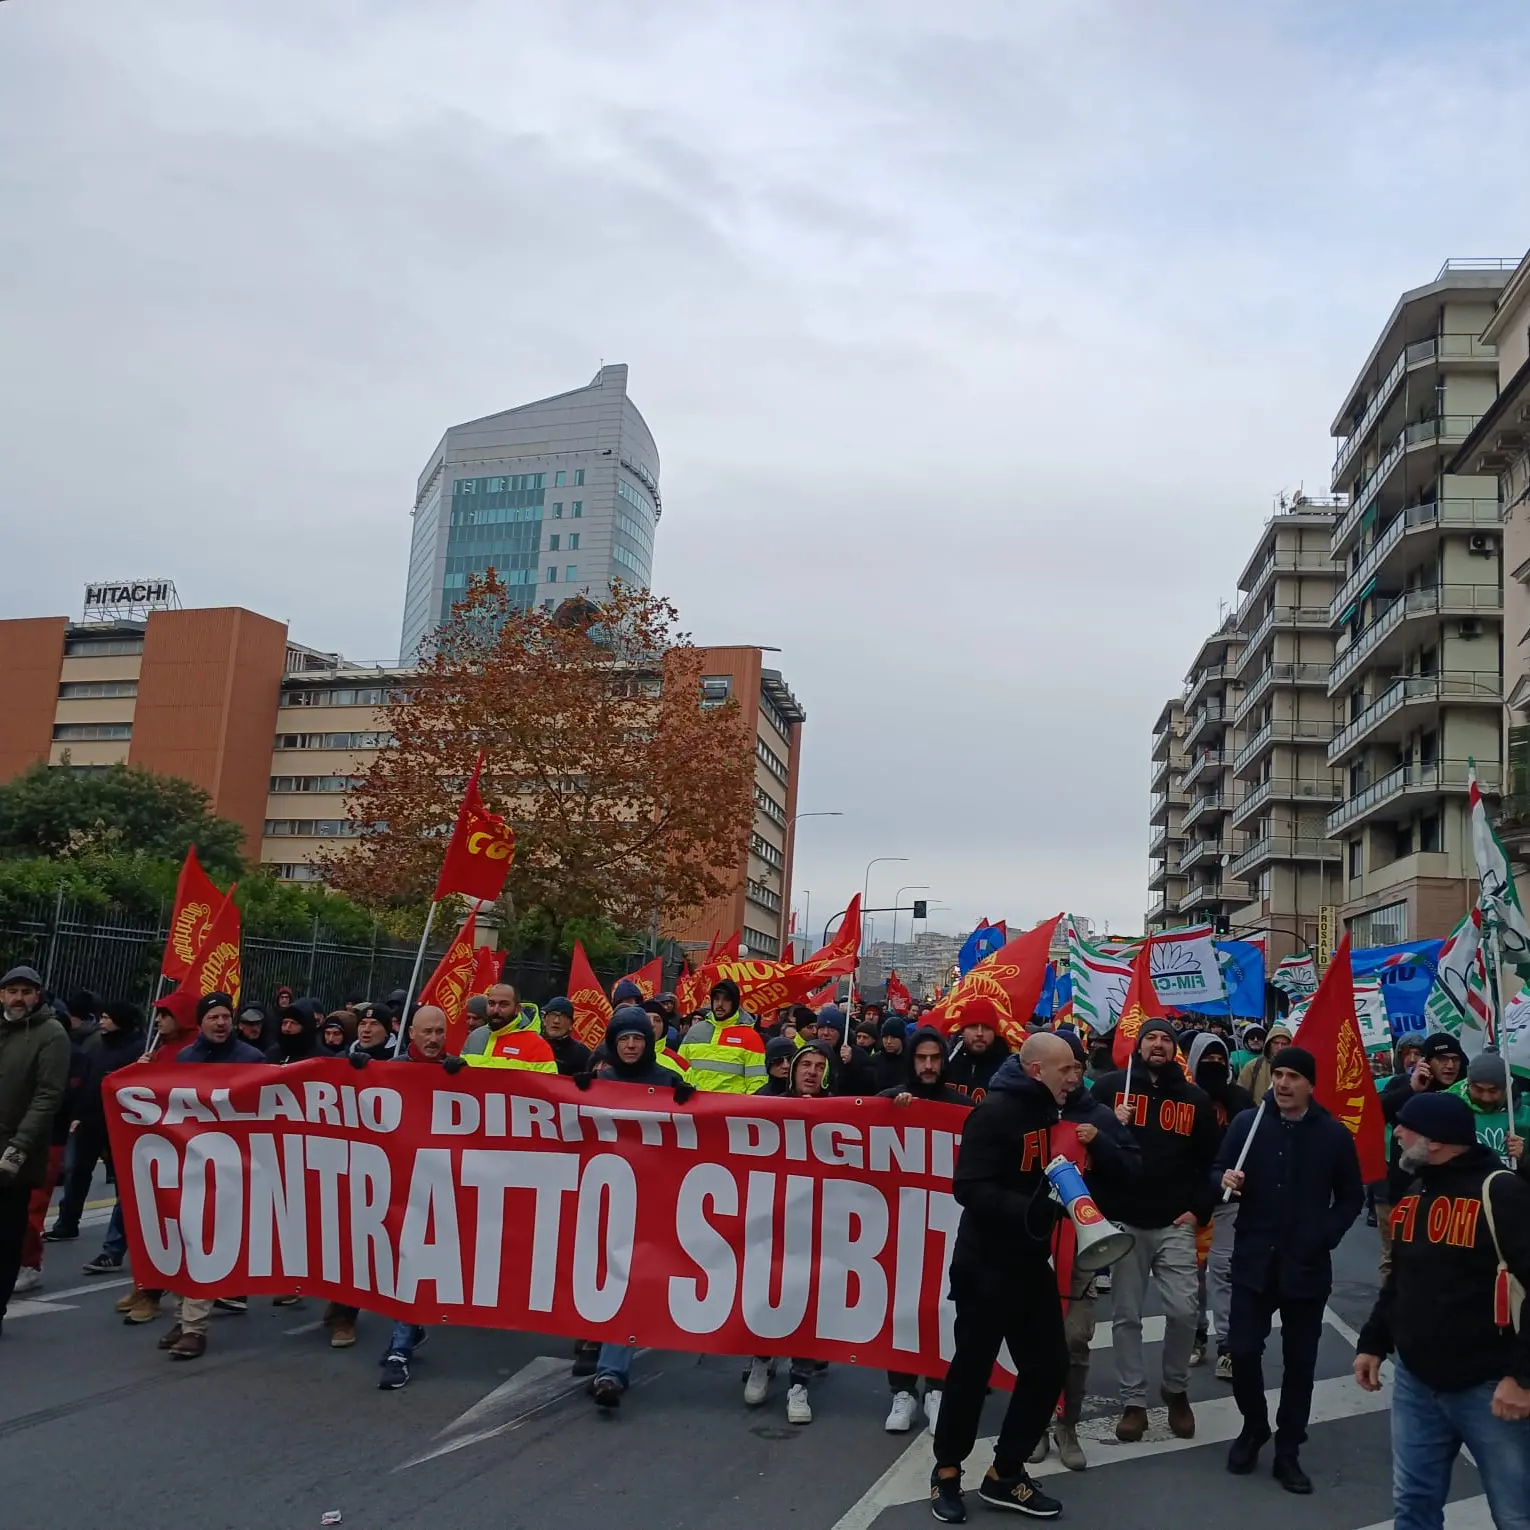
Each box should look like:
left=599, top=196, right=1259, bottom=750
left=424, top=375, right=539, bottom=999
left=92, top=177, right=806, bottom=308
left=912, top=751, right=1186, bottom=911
left=858, top=856, right=908, bottom=1001
left=891, top=884, right=931, bottom=951
left=783, top=812, right=842, bottom=961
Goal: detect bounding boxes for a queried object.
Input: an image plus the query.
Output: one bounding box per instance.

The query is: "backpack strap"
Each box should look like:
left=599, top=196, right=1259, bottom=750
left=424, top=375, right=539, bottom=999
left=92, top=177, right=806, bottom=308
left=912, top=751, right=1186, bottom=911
left=1481, top=1170, right=1525, bottom=1333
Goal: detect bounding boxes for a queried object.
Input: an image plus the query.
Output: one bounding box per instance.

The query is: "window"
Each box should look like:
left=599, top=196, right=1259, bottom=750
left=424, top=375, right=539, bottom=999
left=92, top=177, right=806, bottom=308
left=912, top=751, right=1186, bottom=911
left=746, top=879, right=782, bottom=915
left=555, top=470, right=566, bottom=487
left=574, top=469, right=585, bottom=486
left=1348, top=838, right=1363, bottom=880
left=263, top=819, right=362, bottom=838
left=63, top=637, right=143, bottom=657
left=568, top=532, right=579, bottom=551
left=280, top=686, right=393, bottom=709
left=52, top=723, right=131, bottom=741
left=1420, top=813, right=1441, bottom=852
left=269, top=775, right=363, bottom=793
left=548, top=534, right=560, bottom=552
left=701, top=675, right=732, bottom=706
left=611, top=543, right=646, bottom=577
left=754, top=786, right=787, bottom=825
left=552, top=502, right=563, bottom=518
left=274, top=731, right=394, bottom=750
left=58, top=681, right=138, bottom=699
left=1348, top=900, right=1407, bottom=949
left=742, top=926, right=778, bottom=960
left=751, top=832, right=784, bottom=870
left=546, top=567, right=557, bottom=584
left=756, top=737, right=789, bottom=783
left=572, top=500, right=582, bottom=518
left=565, top=566, right=577, bottom=582
left=271, top=863, right=323, bottom=882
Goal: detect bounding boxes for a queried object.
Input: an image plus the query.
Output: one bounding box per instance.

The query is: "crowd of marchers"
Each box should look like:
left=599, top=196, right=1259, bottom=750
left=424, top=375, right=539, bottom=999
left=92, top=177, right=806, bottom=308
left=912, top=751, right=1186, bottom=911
left=1, top=964, right=1526, bottom=1529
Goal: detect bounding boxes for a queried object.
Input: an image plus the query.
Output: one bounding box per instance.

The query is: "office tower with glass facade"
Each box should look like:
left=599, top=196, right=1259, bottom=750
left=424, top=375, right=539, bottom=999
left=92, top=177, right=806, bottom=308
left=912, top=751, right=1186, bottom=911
left=398, top=364, right=660, bottom=662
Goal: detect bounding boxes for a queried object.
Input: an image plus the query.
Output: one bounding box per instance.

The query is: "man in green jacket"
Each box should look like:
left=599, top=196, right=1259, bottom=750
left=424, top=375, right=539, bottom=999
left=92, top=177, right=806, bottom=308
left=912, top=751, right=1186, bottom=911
left=0, top=965, right=71, bottom=1329
left=1448, top=1052, right=1529, bottom=1174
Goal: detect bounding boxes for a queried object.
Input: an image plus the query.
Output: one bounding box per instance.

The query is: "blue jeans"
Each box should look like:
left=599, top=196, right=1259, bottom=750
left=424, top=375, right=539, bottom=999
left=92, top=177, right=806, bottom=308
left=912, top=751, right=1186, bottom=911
left=1392, top=1359, right=1530, bottom=1530
left=596, top=1343, right=633, bottom=1388
left=103, top=1202, right=126, bottom=1261
left=386, top=1321, right=425, bottom=1361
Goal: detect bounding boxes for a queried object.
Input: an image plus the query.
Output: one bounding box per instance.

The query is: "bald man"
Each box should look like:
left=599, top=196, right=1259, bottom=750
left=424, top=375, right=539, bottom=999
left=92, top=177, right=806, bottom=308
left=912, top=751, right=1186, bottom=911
left=930, top=1031, right=1074, bottom=1522
left=399, top=1005, right=448, bottom=1063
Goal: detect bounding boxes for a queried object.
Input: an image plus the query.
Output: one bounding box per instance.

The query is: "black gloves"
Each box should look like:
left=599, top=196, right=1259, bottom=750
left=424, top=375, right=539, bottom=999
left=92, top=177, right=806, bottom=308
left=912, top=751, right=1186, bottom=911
left=672, top=1081, right=696, bottom=1104
left=349, top=1051, right=369, bottom=1069
left=442, top=1055, right=466, bottom=1075
left=573, top=1071, right=595, bottom=1091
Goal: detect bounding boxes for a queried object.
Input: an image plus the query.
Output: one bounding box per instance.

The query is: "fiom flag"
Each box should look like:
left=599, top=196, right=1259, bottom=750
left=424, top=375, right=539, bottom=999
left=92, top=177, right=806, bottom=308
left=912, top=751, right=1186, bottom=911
left=629, top=957, right=664, bottom=1001
left=419, top=909, right=480, bottom=1055
left=1112, top=942, right=1166, bottom=1069
left=1291, top=936, right=1386, bottom=1181
left=184, top=886, right=242, bottom=1007
left=886, top=970, right=912, bottom=1014
left=468, top=943, right=504, bottom=999
left=161, top=846, right=227, bottom=983
left=568, top=940, right=615, bottom=1050
left=434, top=754, right=516, bottom=903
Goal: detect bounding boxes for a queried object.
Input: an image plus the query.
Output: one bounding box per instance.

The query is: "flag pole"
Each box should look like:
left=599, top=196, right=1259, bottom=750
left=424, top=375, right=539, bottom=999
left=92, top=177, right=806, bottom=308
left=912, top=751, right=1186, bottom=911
left=1222, top=1098, right=1266, bottom=1202
left=398, top=900, right=438, bottom=1052
left=1488, top=917, right=1515, bottom=1113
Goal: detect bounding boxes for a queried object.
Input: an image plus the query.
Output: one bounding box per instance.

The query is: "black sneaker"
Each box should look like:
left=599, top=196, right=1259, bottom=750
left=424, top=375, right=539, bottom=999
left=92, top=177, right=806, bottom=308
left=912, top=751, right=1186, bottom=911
left=571, top=1340, right=599, bottom=1377
left=81, top=1252, right=123, bottom=1275
left=214, top=1297, right=248, bottom=1314
left=1226, top=1423, right=1271, bottom=1475
left=930, top=1468, right=967, bottom=1523
left=1273, top=1455, right=1312, bottom=1495
left=43, top=1224, right=79, bottom=1242
left=976, top=1470, right=1060, bottom=1518
left=591, top=1376, right=622, bottom=1409
left=378, top=1355, right=410, bottom=1391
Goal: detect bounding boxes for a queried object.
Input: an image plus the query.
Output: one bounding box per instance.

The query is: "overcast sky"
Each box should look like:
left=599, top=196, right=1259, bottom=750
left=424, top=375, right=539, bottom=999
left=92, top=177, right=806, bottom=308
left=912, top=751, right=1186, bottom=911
left=4, top=0, right=1529, bottom=942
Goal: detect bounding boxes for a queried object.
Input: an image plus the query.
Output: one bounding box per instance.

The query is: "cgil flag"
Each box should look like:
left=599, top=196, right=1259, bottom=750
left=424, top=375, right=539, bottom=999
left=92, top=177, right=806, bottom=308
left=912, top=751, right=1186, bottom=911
left=418, top=908, right=481, bottom=1055
left=1290, top=937, right=1387, bottom=1181
left=434, top=754, right=516, bottom=903
left=885, top=970, right=912, bottom=1014
left=161, top=846, right=228, bottom=984
left=468, top=943, right=504, bottom=999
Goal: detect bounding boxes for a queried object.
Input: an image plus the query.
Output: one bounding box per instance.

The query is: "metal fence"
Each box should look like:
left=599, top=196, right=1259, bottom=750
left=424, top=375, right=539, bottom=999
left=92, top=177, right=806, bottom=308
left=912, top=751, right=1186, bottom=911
left=0, top=894, right=661, bottom=1012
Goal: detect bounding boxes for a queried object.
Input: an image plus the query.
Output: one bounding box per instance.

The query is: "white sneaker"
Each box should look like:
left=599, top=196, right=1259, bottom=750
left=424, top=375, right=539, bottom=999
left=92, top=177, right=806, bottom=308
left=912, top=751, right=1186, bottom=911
left=787, top=1383, right=812, bottom=1424
left=744, top=1358, right=772, bottom=1406
left=925, top=1387, right=942, bottom=1437
left=885, top=1390, right=918, bottom=1432
left=11, top=1266, right=41, bottom=1295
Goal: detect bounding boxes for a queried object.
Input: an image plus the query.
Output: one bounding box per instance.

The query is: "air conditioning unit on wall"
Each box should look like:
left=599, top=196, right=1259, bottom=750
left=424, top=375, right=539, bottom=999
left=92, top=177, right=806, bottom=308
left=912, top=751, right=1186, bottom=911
left=1468, top=532, right=1496, bottom=555
left=1459, top=618, right=1484, bottom=638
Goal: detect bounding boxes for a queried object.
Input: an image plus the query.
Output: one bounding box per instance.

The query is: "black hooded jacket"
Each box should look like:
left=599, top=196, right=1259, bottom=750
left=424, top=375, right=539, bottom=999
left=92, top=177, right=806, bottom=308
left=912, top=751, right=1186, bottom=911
left=877, top=1026, right=971, bottom=1108
left=1187, top=1033, right=1255, bottom=1134
left=950, top=1054, right=1063, bottom=1280
left=267, top=998, right=322, bottom=1063
left=75, top=1010, right=147, bottom=1120
left=1060, top=1079, right=1141, bottom=1193
left=1090, top=1058, right=1220, bottom=1228
left=1357, top=1143, right=1530, bottom=1391
left=595, top=1013, right=680, bottom=1089
left=545, top=1031, right=592, bottom=1076
left=758, top=1036, right=798, bottom=1096
left=944, top=1034, right=1011, bottom=1103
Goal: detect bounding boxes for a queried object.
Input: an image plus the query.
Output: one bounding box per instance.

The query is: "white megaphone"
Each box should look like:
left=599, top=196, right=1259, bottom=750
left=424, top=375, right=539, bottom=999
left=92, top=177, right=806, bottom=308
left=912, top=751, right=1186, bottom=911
left=1044, top=1155, right=1136, bottom=1272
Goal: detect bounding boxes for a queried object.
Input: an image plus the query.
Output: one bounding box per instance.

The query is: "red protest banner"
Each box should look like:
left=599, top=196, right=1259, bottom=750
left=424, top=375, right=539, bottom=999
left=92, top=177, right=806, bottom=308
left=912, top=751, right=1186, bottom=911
left=105, top=1061, right=997, bottom=1381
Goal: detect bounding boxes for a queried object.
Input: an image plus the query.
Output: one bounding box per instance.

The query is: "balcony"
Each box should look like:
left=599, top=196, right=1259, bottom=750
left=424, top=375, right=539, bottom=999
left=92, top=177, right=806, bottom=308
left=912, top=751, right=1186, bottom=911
left=1328, top=584, right=1502, bottom=694
left=1327, top=671, right=1503, bottom=765
left=1234, top=605, right=1332, bottom=673
left=1233, top=662, right=1332, bottom=723
left=1181, top=749, right=1227, bottom=790
left=1149, top=823, right=1168, bottom=856
left=1328, top=498, right=1503, bottom=622
left=1148, top=856, right=1182, bottom=891
left=1333, top=348, right=1406, bottom=482
left=1146, top=893, right=1169, bottom=928
left=1239, top=549, right=1342, bottom=608
left=1150, top=754, right=1172, bottom=793
left=1326, top=757, right=1503, bottom=835
left=1181, top=791, right=1229, bottom=831
left=1230, top=774, right=1344, bottom=828
left=1183, top=702, right=1228, bottom=752
left=1333, top=414, right=1487, bottom=555
left=1179, top=838, right=1223, bottom=873
left=1183, top=662, right=1228, bottom=710
left=1230, top=833, right=1344, bottom=880
left=1177, top=880, right=1240, bottom=914
left=1232, top=715, right=1338, bottom=778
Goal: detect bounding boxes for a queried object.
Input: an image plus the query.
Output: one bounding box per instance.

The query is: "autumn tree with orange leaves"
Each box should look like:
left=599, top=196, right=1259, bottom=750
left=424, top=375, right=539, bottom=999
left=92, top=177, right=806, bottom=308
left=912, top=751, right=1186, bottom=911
left=320, top=578, right=756, bottom=948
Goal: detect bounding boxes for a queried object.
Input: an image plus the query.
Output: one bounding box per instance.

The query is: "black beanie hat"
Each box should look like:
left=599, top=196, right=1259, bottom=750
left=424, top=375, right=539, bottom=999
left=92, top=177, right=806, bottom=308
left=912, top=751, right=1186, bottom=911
left=1270, top=1044, right=1317, bottom=1087
left=1397, top=1092, right=1478, bottom=1146
left=1136, top=1018, right=1178, bottom=1050
left=197, top=991, right=234, bottom=1021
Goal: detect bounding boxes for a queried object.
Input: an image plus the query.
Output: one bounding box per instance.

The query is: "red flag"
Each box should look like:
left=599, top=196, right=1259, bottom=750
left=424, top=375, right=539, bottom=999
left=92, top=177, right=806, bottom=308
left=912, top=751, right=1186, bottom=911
left=926, top=915, right=1061, bottom=1048
left=629, top=956, right=664, bottom=1001
left=183, top=887, right=242, bottom=1007
left=419, top=910, right=479, bottom=1055
left=434, top=754, right=516, bottom=902
left=1292, top=937, right=1387, bottom=1181
left=1113, top=942, right=1167, bottom=1069
left=568, top=939, right=615, bottom=1049
left=713, top=930, right=742, bottom=963
left=162, top=847, right=227, bottom=983
left=468, top=943, right=504, bottom=999
left=886, top=970, right=912, bottom=1014
left=804, top=980, right=839, bottom=1008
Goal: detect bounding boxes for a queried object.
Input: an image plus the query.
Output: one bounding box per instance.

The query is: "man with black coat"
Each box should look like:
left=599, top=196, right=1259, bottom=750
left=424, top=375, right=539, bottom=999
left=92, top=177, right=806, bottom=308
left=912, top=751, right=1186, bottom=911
left=930, top=1032, right=1076, bottom=1523
left=539, top=997, right=591, bottom=1076
left=1031, top=1030, right=1141, bottom=1471
left=1215, top=1045, right=1364, bottom=1492
left=1355, top=1092, right=1530, bottom=1530
left=1090, top=1017, right=1221, bottom=1442
left=942, top=996, right=1011, bottom=1103
left=267, top=999, right=322, bottom=1063
left=872, top=1016, right=908, bottom=1093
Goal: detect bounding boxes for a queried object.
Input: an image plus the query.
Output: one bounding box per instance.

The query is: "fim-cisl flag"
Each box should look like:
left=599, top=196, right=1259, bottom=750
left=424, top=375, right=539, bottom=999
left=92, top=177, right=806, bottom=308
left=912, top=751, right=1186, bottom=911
left=1272, top=953, right=1318, bottom=1000
left=568, top=939, right=614, bottom=1050
left=1469, top=761, right=1530, bottom=971
left=162, top=846, right=227, bottom=983
left=434, top=753, right=516, bottom=902
left=1426, top=908, right=1494, bottom=1056
left=1291, top=936, right=1387, bottom=1182
left=184, top=887, right=242, bottom=1007
left=419, top=909, right=480, bottom=1055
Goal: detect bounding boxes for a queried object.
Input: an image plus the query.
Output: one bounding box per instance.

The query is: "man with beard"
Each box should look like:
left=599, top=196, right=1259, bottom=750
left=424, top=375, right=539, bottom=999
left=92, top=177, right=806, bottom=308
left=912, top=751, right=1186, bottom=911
left=0, top=967, right=70, bottom=1328
left=943, top=997, right=1011, bottom=1103
left=267, top=999, right=322, bottom=1063
left=1091, top=1018, right=1220, bottom=1442
left=1187, top=1031, right=1254, bottom=1378
left=880, top=1027, right=974, bottom=1435
left=930, top=1033, right=1076, bottom=1522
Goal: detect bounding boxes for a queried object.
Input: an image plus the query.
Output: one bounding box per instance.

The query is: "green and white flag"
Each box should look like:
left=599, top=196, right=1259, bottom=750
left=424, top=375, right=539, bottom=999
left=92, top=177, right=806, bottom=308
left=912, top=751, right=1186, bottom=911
left=1469, top=761, right=1530, bottom=972
left=1354, top=978, right=1392, bottom=1056
left=1426, top=908, right=1492, bottom=1056
left=1095, top=921, right=1227, bottom=1005
left=1272, top=953, right=1317, bottom=1000
left=1500, top=990, right=1530, bottom=1080
left=1067, top=918, right=1133, bottom=1031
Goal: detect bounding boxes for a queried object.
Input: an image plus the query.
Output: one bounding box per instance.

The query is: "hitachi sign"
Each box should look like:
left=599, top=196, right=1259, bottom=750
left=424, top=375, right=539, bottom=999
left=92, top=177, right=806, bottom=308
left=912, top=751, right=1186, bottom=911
left=84, top=579, right=176, bottom=608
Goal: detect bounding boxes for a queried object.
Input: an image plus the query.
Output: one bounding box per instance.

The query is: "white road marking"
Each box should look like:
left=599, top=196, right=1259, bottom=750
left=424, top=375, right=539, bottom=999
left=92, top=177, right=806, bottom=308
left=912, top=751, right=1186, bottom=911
left=1356, top=1496, right=1492, bottom=1530
left=4, top=1299, right=79, bottom=1319
left=35, top=1277, right=133, bottom=1302
left=1087, top=1311, right=1282, bottom=1350
left=830, top=1307, right=1381, bottom=1530
left=285, top=1320, right=328, bottom=1336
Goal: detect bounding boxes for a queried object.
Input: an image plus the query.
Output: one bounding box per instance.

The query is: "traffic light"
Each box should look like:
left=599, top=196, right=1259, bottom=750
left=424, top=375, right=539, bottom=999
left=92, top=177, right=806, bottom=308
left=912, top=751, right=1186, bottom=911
left=912, top=900, right=927, bottom=920
left=1213, top=914, right=1231, bottom=936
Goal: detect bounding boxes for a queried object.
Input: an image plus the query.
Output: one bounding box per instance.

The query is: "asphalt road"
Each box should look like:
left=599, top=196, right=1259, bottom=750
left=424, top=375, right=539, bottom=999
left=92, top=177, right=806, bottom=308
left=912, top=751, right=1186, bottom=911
left=1, top=1200, right=1491, bottom=1530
